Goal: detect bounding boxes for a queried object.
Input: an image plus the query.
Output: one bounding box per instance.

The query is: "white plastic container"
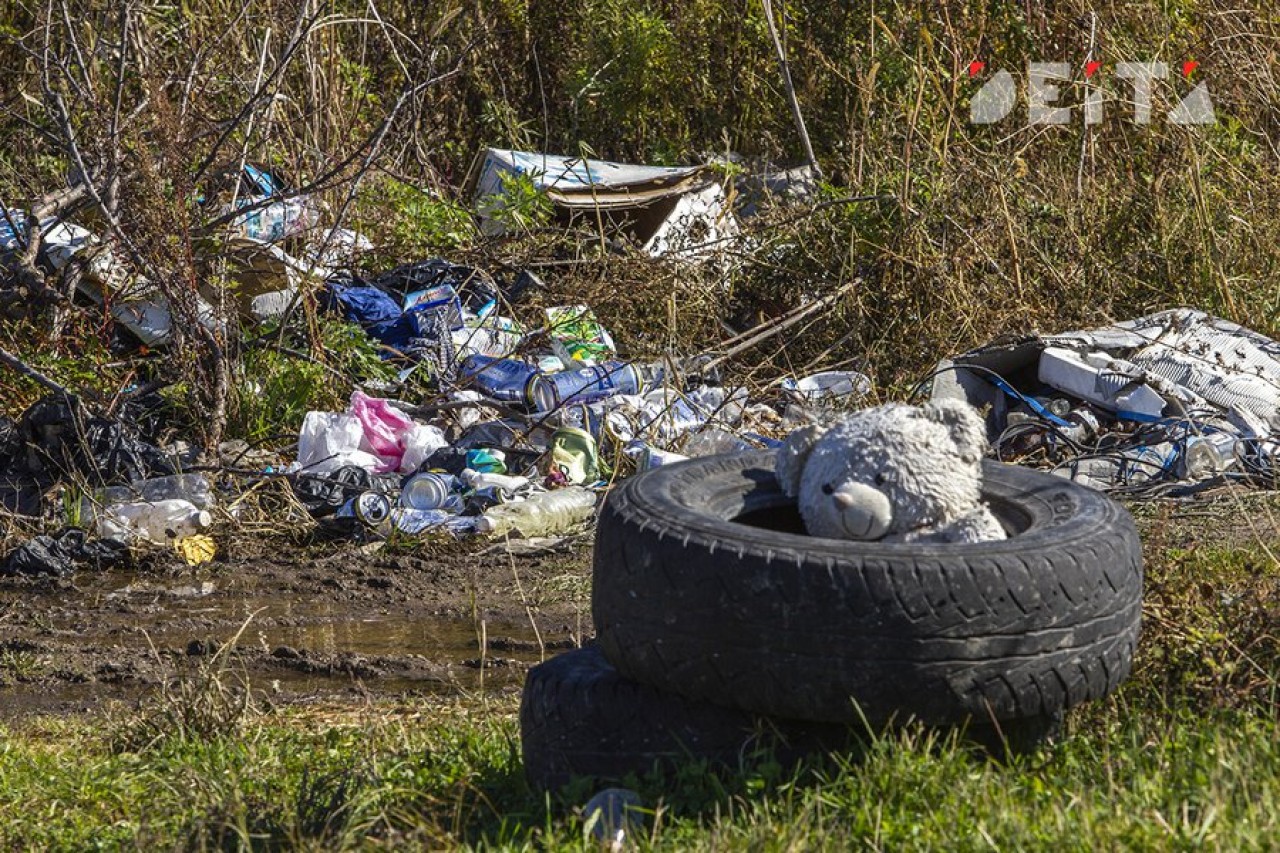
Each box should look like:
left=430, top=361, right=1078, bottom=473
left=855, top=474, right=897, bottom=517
left=476, top=487, right=596, bottom=537
left=98, top=499, right=213, bottom=545
left=787, top=370, right=872, bottom=403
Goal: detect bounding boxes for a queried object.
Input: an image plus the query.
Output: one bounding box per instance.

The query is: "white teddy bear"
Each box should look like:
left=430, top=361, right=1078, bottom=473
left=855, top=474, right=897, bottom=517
left=775, top=399, right=1007, bottom=544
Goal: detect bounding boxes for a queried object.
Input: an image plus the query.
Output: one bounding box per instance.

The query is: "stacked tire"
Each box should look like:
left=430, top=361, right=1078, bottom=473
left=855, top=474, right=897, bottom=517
left=521, top=452, right=1143, bottom=790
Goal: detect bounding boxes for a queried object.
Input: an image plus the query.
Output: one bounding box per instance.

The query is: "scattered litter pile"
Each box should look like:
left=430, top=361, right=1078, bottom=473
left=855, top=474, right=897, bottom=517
left=931, top=308, right=1280, bottom=496
left=291, top=275, right=873, bottom=542
left=0, top=392, right=200, bottom=576
left=0, top=162, right=368, bottom=343
left=0, top=150, right=855, bottom=574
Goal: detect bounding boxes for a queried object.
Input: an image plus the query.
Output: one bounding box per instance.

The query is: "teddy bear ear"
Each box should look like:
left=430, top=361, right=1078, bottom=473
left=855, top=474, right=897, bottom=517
left=775, top=422, right=829, bottom=497
left=921, top=399, right=988, bottom=465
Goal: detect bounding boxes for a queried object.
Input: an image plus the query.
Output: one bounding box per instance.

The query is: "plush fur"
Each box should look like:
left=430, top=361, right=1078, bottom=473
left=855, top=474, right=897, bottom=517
left=776, top=400, right=1007, bottom=544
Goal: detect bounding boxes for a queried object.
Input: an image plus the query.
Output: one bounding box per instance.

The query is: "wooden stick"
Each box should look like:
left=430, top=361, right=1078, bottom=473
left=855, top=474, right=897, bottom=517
left=702, top=278, right=859, bottom=370
left=0, top=346, right=72, bottom=396
left=761, top=0, right=822, bottom=179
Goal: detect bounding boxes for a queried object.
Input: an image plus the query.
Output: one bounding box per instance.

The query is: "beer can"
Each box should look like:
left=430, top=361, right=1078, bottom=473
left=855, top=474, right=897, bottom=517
left=526, top=361, right=643, bottom=411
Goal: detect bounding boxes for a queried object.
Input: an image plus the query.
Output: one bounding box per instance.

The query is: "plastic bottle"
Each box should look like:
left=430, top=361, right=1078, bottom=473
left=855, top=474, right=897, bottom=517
left=582, top=788, right=644, bottom=850
left=1121, top=441, right=1177, bottom=484
left=476, top=487, right=596, bottom=537
left=460, top=469, right=529, bottom=494
left=636, top=445, right=688, bottom=470
left=96, top=474, right=215, bottom=511
left=1034, top=396, right=1072, bottom=418
left=682, top=428, right=751, bottom=457
left=1056, top=407, right=1101, bottom=443
left=1057, top=442, right=1178, bottom=490
left=98, top=499, right=213, bottom=544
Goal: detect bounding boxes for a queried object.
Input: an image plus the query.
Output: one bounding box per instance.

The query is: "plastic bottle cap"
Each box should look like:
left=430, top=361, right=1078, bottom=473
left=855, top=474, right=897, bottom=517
left=195, top=510, right=213, bottom=529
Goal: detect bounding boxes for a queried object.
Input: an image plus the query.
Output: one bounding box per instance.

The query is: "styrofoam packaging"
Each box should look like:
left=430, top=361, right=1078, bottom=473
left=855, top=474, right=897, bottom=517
left=1038, top=347, right=1165, bottom=418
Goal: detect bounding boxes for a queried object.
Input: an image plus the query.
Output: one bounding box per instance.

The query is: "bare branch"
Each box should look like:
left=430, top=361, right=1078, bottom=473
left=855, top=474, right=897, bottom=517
left=191, top=3, right=319, bottom=184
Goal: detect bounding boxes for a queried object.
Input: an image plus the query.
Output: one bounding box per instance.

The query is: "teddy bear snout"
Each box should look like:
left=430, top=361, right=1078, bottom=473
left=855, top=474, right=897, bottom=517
left=831, top=482, right=894, bottom=540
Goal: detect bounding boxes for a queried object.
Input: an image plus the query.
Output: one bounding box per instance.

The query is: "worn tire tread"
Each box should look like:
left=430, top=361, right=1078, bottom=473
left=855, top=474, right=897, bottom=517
left=593, top=453, right=1142, bottom=724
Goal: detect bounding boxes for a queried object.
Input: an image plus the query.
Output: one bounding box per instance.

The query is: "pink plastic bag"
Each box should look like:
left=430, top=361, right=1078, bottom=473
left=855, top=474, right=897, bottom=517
left=348, top=390, right=416, bottom=472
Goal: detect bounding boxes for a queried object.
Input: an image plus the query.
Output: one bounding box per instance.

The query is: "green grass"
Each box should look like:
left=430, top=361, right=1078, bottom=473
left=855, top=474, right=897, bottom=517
left=0, top=698, right=1276, bottom=849
left=1, top=496, right=1278, bottom=849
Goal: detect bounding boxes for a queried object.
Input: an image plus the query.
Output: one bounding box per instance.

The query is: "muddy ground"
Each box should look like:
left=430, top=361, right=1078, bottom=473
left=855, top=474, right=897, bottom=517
left=3, top=485, right=1275, bottom=722
left=0, top=531, right=595, bottom=719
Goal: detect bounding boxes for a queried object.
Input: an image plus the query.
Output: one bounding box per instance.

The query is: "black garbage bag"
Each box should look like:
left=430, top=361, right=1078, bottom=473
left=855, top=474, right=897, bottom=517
left=16, top=394, right=175, bottom=487
left=498, top=269, right=545, bottom=305
left=1, top=528, right=130, bottom=578
left=419, top=446, right=470, bottom=476
left=0, top=415, right=20, bottom=471
left=289, top=465, right=375, bottom=517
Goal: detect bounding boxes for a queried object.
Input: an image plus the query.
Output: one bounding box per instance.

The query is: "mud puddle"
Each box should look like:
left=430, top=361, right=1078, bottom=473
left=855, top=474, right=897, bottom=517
left=0, top=537, right=593, bottom=719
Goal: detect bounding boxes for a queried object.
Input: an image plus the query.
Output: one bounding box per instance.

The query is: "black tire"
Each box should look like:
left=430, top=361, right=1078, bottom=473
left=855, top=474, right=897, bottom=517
left=593, top=452, right=1142, bottom=726
left=519, top=644, right=851, bottom=792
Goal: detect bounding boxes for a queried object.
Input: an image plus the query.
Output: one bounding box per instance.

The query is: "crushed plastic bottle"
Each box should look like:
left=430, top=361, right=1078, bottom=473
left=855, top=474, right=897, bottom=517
left=1122, top=441, right=1177, bottom=484
left=1057, top=407, right=1101, bottom=443
left=475, top=487, right=596, bottom=537
left=1056, top=442, right=1179, bottom=489
left=98, top=499, right=213, bottom=545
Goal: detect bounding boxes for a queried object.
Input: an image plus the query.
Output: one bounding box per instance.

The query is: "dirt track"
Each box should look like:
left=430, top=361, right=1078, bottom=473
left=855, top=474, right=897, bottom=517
left=0, top=532, right=594, bottom=718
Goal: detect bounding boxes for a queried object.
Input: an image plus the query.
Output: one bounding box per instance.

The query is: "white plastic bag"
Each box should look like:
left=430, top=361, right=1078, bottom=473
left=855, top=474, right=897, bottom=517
left=296, top=411, right=381, bottom=473
left=398, top=424, right=449, bottom=474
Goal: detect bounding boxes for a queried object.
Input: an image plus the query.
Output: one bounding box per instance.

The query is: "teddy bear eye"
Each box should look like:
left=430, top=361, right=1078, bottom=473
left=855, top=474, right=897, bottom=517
left=874, top=472, right=888, bottom=486
left=821, top=483, right=834, bottom=495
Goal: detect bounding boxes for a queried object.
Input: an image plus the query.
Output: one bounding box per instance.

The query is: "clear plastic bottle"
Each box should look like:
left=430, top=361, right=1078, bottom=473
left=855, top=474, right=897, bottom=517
left=476, top=487, right=596, bottom=537
left=93, top=474, right=215, bottom=513
left=98, top=499, right=213, bottom=544
left=682, top=428, right=751, bottom=457
left=582, top=788, right=644, bottom=849
left=1057, top=407, right=1101, bottom=443
left=1121, top=441, right=1177, bottom=484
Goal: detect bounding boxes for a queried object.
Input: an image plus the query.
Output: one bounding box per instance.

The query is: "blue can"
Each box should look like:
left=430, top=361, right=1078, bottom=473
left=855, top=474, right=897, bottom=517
left=525, top=361, right=644, bottom=411
left=459, top=355, right=539, bottom=404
